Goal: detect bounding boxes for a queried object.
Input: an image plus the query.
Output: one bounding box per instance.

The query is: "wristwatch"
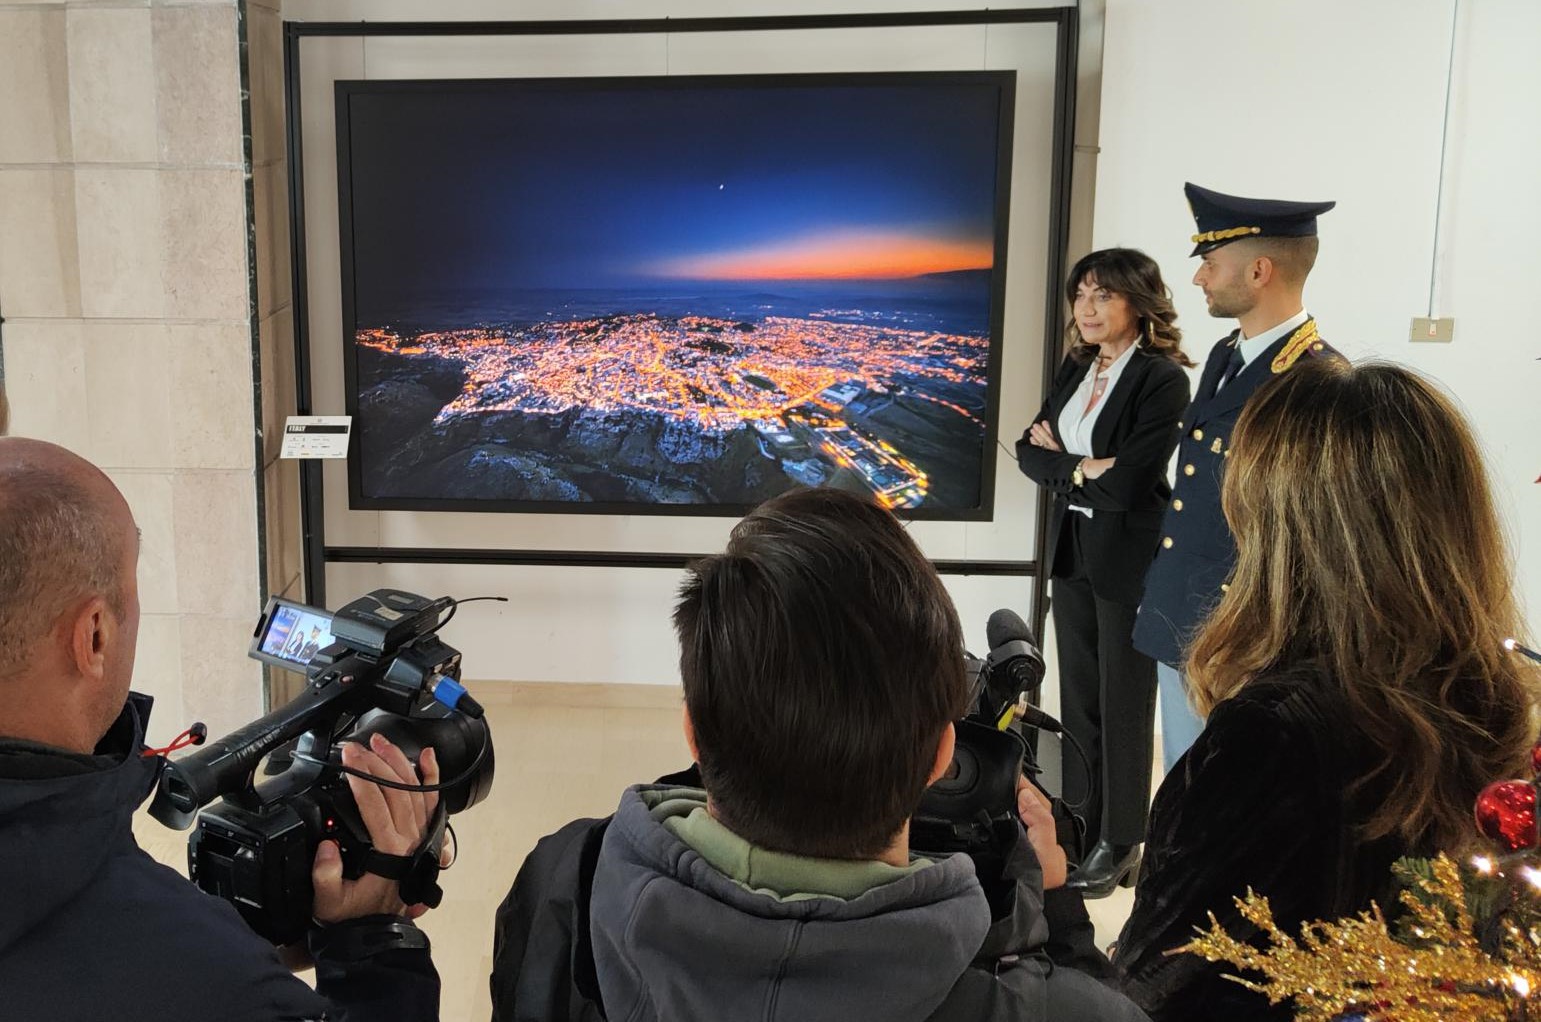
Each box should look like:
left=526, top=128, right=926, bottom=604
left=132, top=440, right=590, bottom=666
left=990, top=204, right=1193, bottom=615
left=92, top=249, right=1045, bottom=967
left=1072, top=459, right=1086, bottom=488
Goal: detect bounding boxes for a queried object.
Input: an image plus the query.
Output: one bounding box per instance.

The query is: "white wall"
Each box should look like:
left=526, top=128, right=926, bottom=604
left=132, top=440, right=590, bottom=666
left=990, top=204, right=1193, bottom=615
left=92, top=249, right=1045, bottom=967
left=277, top=0, right=1541, bottom=696
left=282, top=2, right=1076, bottom=684
left=1095, top=0, right=1541, bottom=637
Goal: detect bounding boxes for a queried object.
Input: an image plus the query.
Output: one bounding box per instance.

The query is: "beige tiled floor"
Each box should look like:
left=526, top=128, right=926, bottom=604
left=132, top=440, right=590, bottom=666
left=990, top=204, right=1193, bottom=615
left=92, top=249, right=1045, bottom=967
left=133, top=681, right=1148, bottom=1022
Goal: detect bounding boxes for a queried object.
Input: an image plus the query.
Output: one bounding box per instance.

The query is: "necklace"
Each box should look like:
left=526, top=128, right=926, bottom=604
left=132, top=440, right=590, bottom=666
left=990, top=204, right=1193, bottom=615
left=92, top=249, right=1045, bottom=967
left=1085, top=364, right=1110, bottom=413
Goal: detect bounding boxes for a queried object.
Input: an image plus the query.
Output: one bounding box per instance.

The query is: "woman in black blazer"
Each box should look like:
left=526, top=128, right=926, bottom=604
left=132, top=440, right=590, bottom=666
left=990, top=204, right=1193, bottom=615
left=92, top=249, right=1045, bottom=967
left=1016, top=248, right=1192, bottom=896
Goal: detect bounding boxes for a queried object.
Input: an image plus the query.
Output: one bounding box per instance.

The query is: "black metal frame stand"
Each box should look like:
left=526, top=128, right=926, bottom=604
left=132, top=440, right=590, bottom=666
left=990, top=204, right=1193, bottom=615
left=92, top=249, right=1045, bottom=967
left=282, top=8, right=1077, bottom=633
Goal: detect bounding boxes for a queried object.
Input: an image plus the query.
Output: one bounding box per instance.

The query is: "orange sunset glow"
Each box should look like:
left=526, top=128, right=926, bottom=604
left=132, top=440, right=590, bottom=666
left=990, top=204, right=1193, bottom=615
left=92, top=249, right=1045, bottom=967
left=651, top=229, right=994, bottom=281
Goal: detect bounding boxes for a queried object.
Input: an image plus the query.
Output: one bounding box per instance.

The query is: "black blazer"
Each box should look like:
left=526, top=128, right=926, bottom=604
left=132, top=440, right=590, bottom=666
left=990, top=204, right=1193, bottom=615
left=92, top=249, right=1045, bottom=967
left=1015, top=349, right=1191, bottom=606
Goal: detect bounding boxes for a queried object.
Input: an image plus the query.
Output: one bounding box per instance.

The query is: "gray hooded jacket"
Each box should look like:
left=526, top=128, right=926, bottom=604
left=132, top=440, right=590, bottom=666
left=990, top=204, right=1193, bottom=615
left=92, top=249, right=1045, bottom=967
left=589, top=785, right=1148, bottom=1022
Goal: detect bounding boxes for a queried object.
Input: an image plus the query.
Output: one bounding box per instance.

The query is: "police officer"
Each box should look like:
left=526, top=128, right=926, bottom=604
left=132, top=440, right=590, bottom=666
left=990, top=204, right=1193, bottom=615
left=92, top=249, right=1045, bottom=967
left=1131, top=182, right=1341, bottom=771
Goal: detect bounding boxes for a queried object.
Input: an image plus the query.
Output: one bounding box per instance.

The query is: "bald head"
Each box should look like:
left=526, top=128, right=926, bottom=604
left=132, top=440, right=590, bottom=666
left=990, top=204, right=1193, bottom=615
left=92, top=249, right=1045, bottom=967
left=0, top=438, right=136, bottom=684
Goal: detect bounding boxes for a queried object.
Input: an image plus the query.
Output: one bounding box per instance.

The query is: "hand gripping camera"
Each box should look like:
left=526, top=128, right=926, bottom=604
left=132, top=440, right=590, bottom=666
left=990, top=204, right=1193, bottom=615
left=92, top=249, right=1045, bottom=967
left=149, top=588, right=496, bottom=945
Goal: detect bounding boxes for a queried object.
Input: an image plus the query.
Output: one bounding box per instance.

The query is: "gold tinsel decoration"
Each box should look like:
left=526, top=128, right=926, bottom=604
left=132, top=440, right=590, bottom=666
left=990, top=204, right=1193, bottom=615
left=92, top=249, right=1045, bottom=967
left=1180, top=854, right=1541, bottom=1021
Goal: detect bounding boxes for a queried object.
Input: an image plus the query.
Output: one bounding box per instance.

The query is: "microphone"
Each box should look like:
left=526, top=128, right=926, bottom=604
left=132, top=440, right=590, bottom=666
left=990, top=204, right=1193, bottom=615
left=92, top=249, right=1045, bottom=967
left=986, top=608, right=1047, bottom=694
left=984, top=609, right=1058, bottom=732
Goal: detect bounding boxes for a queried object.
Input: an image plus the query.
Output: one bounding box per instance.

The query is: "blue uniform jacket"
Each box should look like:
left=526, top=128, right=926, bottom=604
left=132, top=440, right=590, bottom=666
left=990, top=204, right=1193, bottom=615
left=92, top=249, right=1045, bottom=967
left=1130, top=318, right=1338, bottom=668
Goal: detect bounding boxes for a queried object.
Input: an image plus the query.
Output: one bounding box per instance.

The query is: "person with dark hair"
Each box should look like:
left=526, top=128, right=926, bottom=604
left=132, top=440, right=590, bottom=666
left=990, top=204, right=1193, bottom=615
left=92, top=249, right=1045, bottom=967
left=0, top=436, right=444, bottom=1022
left=1131, top=183, right=1341, bottom=773
left=1014, top=247, right=1192, bottom=897
left=669, top=487, right=974, bottom=862
left=1114, top=360, right=1541, bottom=1021
left=491, top=486, right=1149, bottom=1022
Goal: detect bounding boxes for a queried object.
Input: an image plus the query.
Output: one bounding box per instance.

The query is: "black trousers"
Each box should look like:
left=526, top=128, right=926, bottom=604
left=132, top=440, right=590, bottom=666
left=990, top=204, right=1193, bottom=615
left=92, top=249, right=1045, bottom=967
left=1051, top=512, right=1159, bottom=849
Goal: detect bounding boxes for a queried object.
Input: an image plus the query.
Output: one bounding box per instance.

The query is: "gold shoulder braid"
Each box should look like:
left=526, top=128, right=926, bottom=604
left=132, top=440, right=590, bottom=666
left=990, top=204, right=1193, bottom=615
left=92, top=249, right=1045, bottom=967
left=1270, top=320, right=1320, bottom=373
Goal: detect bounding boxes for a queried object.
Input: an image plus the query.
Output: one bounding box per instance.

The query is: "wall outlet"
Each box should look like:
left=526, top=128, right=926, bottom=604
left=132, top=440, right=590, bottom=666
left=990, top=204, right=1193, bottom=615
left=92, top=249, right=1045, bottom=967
left=1410, top=317, right=1455, bottom=342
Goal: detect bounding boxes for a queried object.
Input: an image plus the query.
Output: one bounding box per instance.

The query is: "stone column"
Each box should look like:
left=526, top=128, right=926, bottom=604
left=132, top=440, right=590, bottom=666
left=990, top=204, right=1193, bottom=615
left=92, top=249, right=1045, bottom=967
left=0, top=0, right=295, bottom=738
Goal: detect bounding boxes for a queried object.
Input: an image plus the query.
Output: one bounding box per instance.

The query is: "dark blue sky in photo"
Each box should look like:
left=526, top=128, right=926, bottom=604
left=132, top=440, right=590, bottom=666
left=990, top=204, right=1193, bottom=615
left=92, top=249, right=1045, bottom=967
left=343, top=77, right=1008, bottom=311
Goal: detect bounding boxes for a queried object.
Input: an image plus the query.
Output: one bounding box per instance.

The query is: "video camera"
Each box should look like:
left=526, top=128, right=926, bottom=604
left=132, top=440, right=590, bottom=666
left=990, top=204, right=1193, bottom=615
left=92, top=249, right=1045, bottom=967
left=912, top=609, right=1067, bottom=897
left=149, top=588, right=496, bottom=946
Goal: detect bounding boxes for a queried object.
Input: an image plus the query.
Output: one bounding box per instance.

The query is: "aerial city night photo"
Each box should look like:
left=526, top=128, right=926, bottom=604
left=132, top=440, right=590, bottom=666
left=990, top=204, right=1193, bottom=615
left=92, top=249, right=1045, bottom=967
left=342, top=76, right=1009, bottom=514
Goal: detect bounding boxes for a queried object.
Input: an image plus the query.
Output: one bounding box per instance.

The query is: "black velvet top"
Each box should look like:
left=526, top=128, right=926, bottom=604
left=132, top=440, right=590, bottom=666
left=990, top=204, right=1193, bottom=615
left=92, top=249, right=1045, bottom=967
left=1115, top=667, right=1414, bottom=1021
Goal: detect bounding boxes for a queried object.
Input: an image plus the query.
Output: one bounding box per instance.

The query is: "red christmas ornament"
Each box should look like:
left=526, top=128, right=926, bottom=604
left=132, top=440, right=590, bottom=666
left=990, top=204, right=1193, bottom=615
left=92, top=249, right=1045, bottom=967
left=1475, top=779, right=1539, bottom=852
left=1530, top=741, right=1541, bottom=777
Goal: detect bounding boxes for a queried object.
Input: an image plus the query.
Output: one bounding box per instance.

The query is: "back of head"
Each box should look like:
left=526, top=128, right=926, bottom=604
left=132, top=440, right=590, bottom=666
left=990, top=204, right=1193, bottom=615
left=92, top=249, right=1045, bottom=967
left=0, top=438, right=130, bottom=686
left=1189, top=360, right=1539, bottom=852
left=674, top=487, right=969, bottom=859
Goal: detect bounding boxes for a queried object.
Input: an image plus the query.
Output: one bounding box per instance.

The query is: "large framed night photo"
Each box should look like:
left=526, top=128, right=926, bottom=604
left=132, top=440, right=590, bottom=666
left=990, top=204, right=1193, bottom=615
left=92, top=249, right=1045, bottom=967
left=338, top=73, right=1014, bottom=518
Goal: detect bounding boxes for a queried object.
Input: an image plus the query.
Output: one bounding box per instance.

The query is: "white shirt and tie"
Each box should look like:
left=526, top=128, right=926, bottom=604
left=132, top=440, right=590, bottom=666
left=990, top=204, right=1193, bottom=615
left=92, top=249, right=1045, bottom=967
left=1216, top=308, right=1310, bottom=393
left=1057, top=342, right=1139, bottom=518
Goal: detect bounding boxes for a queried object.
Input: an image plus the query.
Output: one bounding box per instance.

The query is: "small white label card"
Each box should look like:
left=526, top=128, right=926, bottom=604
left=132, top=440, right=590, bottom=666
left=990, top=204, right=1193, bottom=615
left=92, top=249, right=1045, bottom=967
left=280, top=416, right=352, bottom=459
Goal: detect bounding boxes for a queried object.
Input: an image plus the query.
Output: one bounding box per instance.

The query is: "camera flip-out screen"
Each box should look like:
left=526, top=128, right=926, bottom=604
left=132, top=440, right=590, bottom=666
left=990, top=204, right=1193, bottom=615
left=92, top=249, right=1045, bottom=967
left=250, top=597, right=336, bottom=670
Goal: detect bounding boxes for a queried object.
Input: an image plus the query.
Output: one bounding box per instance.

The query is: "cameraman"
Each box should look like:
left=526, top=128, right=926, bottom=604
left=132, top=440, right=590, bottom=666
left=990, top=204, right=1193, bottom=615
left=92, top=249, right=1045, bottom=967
left=0, top=437, right=441, bottom=1022
left=493, top=487, right=1147, bottom=1021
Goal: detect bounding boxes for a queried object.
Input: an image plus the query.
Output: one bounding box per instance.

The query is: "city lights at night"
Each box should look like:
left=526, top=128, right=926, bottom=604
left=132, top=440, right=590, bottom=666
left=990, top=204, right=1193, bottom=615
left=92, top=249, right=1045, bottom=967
left=358, top=312, right=988, bottom=509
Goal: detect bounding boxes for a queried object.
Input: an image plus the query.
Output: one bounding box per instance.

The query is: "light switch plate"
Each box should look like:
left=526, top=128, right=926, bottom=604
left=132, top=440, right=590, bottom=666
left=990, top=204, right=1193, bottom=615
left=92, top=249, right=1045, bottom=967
left=1410, top=317, right=1455, bottom=342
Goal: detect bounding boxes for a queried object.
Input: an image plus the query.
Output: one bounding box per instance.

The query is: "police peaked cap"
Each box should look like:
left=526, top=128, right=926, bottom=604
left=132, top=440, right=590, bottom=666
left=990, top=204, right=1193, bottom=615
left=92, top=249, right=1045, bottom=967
left=1185, top=182, right=1336, bottom=256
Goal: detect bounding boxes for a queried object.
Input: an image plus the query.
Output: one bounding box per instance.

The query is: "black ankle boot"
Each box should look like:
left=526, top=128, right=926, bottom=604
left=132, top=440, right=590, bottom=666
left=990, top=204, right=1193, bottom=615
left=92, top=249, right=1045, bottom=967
left=1065, top=840, right=1141, bottom=899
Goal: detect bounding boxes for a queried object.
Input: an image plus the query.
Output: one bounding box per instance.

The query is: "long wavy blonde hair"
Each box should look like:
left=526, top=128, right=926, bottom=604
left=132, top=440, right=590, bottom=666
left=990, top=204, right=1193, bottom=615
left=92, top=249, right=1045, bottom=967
left=1187, top=359, right=1539, bottom=853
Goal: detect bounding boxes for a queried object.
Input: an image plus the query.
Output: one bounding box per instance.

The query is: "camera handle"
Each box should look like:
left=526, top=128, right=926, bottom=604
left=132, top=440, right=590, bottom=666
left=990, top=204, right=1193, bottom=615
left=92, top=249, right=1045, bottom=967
left=150, top=664, right=368, bottom=828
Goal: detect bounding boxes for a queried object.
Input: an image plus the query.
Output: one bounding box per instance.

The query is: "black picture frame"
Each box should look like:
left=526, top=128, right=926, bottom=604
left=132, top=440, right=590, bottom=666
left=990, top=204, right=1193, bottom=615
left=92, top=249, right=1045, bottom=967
left=283, top=8, right=1078, bottom=641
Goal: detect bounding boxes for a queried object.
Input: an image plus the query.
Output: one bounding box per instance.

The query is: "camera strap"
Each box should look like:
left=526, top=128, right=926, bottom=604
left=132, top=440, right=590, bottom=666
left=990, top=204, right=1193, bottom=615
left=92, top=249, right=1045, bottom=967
left=308, top=915, right=431, bottom=962
left=361, top=846, right=445, bottom=909
left=361, top=807, right=448, bottom=909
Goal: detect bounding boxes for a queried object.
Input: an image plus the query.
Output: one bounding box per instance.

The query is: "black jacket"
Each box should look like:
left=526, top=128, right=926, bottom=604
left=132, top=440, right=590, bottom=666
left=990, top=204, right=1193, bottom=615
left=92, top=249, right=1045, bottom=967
left=1131, top=320, right=1339, bottom=665
left=492, top=770, right=1148, bottom=1022
left=1113, top=667, right=1411, bottom=1021
left=1015, top=348, right=1191, bottom=606
left=0, top=694, right=440, bottom=1022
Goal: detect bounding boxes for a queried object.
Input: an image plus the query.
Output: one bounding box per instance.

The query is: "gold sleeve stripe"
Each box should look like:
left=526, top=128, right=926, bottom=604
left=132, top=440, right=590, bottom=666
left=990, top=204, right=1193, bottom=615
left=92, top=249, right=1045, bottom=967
left=1190, top=225, right=1263, bottom=244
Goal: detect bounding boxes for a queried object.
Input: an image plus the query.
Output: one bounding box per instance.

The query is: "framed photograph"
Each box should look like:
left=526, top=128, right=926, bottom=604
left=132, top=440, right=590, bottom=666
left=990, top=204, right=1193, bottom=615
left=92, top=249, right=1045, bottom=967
left=337, top=72, right=1014, bottom=518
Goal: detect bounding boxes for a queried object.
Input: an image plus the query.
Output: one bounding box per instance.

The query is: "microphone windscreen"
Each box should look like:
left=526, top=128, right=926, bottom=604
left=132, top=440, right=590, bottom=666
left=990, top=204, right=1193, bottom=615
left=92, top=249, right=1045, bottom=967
left=986, top=608, right=1034, bottom=651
